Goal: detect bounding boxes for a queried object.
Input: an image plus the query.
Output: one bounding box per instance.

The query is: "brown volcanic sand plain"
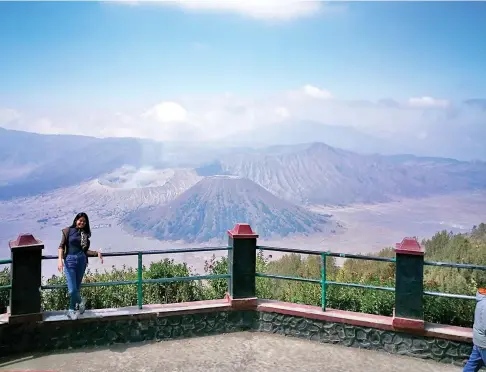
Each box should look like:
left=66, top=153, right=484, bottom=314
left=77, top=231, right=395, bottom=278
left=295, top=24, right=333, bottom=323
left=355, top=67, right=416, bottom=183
left=1, top=191, right=485, bottom=278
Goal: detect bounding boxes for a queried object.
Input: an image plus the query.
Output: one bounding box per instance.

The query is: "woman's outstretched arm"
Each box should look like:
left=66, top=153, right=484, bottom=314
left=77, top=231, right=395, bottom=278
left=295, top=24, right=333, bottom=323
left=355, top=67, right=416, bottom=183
left=86, top=249, right=104, bottom=263
left=58, top=232, right=66, bottom=272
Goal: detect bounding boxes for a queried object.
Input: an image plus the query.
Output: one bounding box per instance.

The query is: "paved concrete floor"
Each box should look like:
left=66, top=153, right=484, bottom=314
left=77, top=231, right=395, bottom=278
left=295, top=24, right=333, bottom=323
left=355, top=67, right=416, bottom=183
left=0, top=332, right=462, bottom=372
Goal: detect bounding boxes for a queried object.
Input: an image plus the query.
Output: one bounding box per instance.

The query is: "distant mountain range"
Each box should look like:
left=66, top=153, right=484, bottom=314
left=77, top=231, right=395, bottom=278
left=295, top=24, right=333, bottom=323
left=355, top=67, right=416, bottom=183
left=122, top=176, right=337, bottom=243
left=0, top=127, right=235, bottom=199
left=1, top=127, right=486, bottom=242
left=202, top=142, right=486, bottom=205
left=0, top=166, right=201, bottom=226
left=0, top=127, right=166, bottom=199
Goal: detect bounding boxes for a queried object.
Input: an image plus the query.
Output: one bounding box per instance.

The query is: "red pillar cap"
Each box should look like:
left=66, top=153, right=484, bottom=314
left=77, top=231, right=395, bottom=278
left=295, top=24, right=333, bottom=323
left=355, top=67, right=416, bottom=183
left=227, top=223, right=259, bottom=239
left=395, top=237, right=424, bottom=256
left=9, top=234, right=43, bottom=249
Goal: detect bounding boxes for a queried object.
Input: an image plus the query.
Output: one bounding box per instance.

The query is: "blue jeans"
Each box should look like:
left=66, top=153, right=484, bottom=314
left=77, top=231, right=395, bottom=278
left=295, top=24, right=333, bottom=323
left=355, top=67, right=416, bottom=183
left=64, top=252, right=87, bottom=310
left=464, top=345, right=486, bottom=372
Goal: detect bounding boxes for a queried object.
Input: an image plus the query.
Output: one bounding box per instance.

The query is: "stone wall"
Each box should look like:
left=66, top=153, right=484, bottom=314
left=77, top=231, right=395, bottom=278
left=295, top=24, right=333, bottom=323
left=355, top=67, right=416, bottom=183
left=0, top=311, right=256, bottom=356
left=257, top=312, right=472, bottom=367
left=0, top=310, right=473, bottom=367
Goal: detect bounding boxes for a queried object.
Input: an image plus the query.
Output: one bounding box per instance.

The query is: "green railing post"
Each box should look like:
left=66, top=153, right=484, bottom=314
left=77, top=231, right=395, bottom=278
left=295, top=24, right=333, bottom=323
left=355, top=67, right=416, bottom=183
left=393, top=237, right=425, bottom=330
left=321, top=253, right=327, bottom=311
left=8, top=234, right=44, bottom=323
left=227, top=224, right=258, bottom=304
left=137, top=252, right=143, bottom=309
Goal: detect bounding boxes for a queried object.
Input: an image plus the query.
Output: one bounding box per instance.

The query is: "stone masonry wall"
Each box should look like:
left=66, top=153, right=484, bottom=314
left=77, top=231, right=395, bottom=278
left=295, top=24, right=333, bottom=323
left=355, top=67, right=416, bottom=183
left=257, top=312, right=472, bottom=367
left=0, top=310, right=473, bottom=367
left=0, top=311, right=256, bottom=356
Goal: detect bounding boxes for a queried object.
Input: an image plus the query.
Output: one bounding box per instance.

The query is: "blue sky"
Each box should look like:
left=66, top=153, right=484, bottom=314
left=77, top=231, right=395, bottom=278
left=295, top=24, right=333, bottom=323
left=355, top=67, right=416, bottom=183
left=1, top=1, right=485, bottom=104
left=0, top=1, right=485, bottom=160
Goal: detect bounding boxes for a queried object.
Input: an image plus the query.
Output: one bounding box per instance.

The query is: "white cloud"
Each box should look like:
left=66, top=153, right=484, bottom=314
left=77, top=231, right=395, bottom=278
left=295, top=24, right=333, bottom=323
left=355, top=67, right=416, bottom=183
left=173, top=0, right=323, bottom=21
left=408, top=96, right=450, bottom=108
left=142, top=101, right=188, bottom=123
left=286, top=84, right=334, bottom=102
left=301, top=84, right=334, bottom=99
left=3, top=84, right=485, bottom=160
left=138, top=101, right=201, bottom=141
left=113, top=0, right=139, bottom=5
left=0, top=108, right=21, bottom=125
left=111, top=0, right=327, bottom=21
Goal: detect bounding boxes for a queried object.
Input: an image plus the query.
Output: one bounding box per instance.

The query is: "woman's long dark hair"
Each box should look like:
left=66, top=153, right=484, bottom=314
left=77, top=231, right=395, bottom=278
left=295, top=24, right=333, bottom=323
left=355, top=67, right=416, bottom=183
left=70, top=212, right=92, bottom=237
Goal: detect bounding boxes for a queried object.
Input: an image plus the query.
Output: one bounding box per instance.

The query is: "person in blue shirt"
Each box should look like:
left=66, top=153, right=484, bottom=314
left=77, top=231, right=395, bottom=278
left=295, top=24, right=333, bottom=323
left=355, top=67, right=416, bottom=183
left=463, top=284, right=486, bottom=371
left=58, top=212, right=103, bottom=320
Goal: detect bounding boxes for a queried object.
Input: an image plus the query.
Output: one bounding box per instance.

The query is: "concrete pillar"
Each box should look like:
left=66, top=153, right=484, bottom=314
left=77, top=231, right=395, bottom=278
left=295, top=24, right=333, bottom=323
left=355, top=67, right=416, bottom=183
left=393, top=237, right=425, bottom=330
left=226, top=223, right=258, bottom=310
left=9, top=234, right=44, bottom=323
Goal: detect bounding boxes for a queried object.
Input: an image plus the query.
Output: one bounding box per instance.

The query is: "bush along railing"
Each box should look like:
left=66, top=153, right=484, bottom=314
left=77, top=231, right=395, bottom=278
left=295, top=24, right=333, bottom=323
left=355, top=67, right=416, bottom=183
left=256, top=237, right=486, bottom=330
left=41, top=246, right=231, bottom=311
left=0, top=258, right=12, bottom=314
left=0, top=259, right=12, bottom=290
left=256, top=246, right=396, bottom=312
left=422, top=260, right=486, bottom=301
left=1, top=223, right=486, bottom=331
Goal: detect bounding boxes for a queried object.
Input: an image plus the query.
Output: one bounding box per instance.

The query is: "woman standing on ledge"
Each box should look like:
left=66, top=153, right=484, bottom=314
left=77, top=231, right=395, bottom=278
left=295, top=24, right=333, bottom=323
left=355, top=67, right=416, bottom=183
left=58, top=212, right=103, bottom=320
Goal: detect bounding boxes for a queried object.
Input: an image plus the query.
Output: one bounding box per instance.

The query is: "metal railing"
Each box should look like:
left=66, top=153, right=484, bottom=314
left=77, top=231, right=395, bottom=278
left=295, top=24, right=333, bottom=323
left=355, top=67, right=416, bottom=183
left=257, top=246, right=486, bottom=308
left=423, top=260, right=486, bottom=301
left=257, top=246, right=396, bottom=311
left=40, top=246, right=232, bottom=309
left=2, top=245, right=486, bottom=312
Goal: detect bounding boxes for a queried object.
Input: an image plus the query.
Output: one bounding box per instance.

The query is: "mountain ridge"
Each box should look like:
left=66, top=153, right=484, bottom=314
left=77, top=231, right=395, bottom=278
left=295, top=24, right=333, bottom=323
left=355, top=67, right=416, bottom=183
left=1, top=127, right=485, bottom=206
left=212, top=141, right=486, bottom=205
left=122, top=176, right=337, bottom=243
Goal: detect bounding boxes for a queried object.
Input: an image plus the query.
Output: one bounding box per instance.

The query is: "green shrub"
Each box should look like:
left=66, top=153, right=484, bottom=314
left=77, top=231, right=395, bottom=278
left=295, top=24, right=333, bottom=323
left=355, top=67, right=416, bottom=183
left=41, top=259, right=207, bottom=311
left=0, top=267, right=10, bottom=314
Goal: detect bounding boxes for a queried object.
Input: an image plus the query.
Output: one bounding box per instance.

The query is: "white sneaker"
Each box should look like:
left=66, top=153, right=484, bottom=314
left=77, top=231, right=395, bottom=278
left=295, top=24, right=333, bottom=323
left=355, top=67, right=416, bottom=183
left=66, top=310, right=78, bottom=320
left=79, top=298, right=86, bottom=314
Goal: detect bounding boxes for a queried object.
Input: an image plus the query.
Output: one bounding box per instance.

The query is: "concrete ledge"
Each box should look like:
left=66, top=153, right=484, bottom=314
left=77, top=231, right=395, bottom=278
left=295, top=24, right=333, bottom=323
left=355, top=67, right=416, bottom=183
left=42, top=299, right=232, bottom=323
left=424, top=323, right=473, bottom=344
